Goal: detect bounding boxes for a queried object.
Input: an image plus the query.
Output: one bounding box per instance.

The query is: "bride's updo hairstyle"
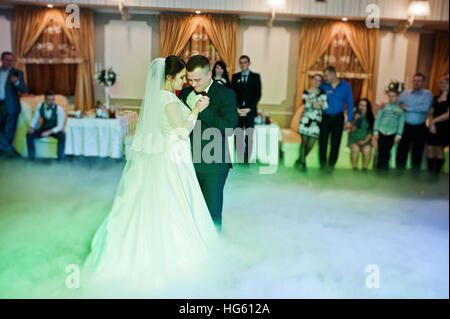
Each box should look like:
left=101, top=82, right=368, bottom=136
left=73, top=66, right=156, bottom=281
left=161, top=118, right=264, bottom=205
left=165, top=55, right=186, bottom=80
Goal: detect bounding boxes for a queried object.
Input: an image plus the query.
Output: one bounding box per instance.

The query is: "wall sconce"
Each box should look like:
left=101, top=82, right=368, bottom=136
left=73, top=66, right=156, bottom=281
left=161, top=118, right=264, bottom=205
left=395, top=0, right=430, bottom=32
left=267, top=0, right=286, bottom=27
left=119, top=1, right=130, bottom=21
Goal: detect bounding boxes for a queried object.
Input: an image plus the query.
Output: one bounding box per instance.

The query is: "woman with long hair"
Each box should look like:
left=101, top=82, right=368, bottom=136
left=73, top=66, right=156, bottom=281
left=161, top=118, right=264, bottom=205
left=212, top=60, right=231, bottom=88
left=426, top=75, right=449, bottom=177
left=348, top=99, right=374, bottom=171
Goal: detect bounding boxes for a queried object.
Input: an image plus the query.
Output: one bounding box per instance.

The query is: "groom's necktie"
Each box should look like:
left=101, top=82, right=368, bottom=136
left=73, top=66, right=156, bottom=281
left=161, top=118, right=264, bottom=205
left=195, top=91, right=207, bottom=96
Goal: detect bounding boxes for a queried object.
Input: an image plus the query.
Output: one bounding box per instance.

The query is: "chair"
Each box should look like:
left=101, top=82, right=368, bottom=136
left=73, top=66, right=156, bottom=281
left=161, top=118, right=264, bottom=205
left=13, top=95, right=72, bottom=158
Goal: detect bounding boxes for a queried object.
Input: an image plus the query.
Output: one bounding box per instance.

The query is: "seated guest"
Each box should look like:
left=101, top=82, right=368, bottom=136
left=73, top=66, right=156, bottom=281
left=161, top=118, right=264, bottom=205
left=27, top=91, right=66, bottom=160
left=212, top=61, right=231, bottom=88
left=426, top=75, right=449, bottom=177
left=0, top=51, right=27, bottom=157
left=348, top=99, right=374, bottom=172
left=373, top=84, right=405, bottom=172
left=297, top=74, right=328, bottom=172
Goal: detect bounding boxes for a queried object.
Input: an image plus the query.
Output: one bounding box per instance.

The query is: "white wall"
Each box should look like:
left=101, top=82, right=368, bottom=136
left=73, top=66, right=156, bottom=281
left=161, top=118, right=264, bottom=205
left=375, top=30, right=421, bottom=104
left=241, top=25, right=290, bottom=105
left=104, top=20, right=152, bottom=100
left=0, top=12, right=12, bottom=54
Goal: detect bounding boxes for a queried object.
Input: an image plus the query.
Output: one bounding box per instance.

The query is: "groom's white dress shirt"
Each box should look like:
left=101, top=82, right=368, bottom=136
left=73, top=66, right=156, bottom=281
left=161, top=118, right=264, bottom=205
left=186, top=79, right=214, bottom=110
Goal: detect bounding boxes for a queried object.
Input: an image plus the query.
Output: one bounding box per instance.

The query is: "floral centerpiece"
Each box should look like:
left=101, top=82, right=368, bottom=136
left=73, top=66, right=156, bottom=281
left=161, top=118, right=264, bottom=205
left=95, top=67, right=117, bottom=87
left=95, top=67, right=118, bottom=116
left=385, top=79, right=404, bottom=93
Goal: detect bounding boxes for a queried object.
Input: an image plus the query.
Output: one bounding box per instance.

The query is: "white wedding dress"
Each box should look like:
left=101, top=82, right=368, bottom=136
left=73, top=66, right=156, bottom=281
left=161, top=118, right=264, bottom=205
left=81, top=59, right=221, bottom=297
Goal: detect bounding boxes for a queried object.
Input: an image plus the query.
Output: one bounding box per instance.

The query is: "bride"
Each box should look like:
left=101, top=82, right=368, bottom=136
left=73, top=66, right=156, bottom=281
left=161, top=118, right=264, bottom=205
left=81, top=56, right=221, bottom=297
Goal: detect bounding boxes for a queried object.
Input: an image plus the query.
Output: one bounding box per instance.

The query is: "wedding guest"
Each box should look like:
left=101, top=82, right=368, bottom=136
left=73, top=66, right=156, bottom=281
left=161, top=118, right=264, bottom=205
left=212, top=61, right=231, bottom=88
left=297, top=74, right=328, bottom=172
left=426, top=75, right=449, bottom=176
left=348, top=99, right=374, bottom=172
left=0, top=51, right=27, bottom=157
left=319, top=66, right=354, bottom=173
left=26, top=91, right=66, bottom=160
left=373, top=85, right=405, bottom=172
left=396, top=73, right=433, bottom=172
left=231, top=55, right=261, bottom=163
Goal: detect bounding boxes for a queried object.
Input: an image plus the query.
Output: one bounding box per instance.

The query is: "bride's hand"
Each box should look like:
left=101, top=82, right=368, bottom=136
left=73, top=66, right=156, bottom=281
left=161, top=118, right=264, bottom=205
left=196, top=96, right=210, bottom=112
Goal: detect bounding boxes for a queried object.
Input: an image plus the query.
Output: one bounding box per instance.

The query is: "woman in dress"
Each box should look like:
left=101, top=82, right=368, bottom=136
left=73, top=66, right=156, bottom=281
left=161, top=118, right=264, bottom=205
left=212, top=60, right=231, bottom=88
left=426, top=75, right=449, bottom=176
left=297, top=74, right=328, bottom=171
left=348, top=99, right=374, bottom=171
left=81, top=56, right=221, bottom=297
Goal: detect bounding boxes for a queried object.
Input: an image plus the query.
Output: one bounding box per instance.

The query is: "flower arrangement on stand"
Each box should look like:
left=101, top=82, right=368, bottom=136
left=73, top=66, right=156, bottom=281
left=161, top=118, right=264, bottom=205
left=385, top=79, right=404, bottom=93
left=95, top=67, right=118, bottom=118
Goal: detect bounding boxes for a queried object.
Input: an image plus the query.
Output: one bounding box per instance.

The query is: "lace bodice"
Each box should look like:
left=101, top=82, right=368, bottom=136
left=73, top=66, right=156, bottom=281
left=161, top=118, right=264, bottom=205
left=161, top=90, right=196, bottom=139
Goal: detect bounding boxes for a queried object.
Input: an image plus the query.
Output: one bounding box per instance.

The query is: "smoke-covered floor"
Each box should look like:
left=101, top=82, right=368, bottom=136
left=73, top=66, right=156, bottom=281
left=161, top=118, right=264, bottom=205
left=0, top=156, right=448, bottom=299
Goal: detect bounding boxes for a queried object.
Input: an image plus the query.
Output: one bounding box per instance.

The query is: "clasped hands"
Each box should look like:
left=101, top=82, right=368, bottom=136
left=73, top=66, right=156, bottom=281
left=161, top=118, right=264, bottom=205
left=27, top=127, right=53, bottom=137
left=238, top=108, right=251, bottom=117
left=193, top=96, right=210, bottom=115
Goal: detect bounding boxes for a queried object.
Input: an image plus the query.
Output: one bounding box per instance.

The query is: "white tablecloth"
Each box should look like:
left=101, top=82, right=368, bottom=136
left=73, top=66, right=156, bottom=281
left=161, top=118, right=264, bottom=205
left=65, top=112, right=138, bottom=159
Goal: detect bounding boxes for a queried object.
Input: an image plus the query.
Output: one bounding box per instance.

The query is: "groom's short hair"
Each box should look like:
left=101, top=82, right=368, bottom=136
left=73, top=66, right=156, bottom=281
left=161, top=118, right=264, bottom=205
left=186, top=55, right=210, bottom=73
left=324, top=66, right=337, bottom=74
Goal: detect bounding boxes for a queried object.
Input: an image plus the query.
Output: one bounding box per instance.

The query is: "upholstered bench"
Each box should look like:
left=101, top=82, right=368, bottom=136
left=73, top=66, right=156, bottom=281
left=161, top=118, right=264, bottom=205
left=13, top=95, right=72, bottom=159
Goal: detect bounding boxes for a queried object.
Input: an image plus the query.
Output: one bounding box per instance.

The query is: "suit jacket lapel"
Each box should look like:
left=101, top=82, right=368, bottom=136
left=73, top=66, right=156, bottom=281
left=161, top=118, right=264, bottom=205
left=207, top=80, right=217, bottom=100
left=5, top=68, right=13, bottom=87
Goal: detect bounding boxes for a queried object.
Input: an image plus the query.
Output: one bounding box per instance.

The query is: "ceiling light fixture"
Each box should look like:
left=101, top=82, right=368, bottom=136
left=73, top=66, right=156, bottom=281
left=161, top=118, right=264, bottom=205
left=267, top=0, right=286, bottom=27
left=395, top=0, right=431, bottom=33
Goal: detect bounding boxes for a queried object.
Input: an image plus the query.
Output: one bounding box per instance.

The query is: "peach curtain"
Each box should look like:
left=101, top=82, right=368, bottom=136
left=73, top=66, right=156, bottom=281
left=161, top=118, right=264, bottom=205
left=294, top=20, right=379, bottom=112
left=160, top=13, right=238, bottom=75
left=181, top=24, right=223, bottom=66
left=160, top=13, right=200, bottom=57
left=14, top=7, right=95, bottom=111
left=429, top=32, right=449, bottom=96
left=340, top=22, right=379, bottom=104
left=62, top=9, right=95, bottom=111
left=199, top=15, right=238, bottom=76
left=294, top=20, right=339, bottom=112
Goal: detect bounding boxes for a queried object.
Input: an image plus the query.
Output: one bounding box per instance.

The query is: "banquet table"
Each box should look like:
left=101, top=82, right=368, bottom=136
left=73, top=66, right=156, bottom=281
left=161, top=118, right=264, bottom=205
left=65, top=111, right=138, bottom=159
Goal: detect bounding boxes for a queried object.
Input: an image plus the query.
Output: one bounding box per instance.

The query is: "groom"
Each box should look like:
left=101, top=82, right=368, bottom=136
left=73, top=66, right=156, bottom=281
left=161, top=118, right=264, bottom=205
left=179, top=55, right=238, bottom=232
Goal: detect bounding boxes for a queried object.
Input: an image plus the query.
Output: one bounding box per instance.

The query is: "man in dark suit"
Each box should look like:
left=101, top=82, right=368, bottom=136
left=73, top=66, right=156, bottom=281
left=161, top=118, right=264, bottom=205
left=0, top=51, right=27, bottom=156
left=178, top=55, right=238, bottom=232
left=231, top=55, right=262, bottom=163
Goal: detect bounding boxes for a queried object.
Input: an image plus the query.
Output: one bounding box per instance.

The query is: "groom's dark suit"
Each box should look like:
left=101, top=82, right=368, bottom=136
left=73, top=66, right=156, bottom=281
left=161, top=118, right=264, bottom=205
left=179, top=80, right=238, bottom=229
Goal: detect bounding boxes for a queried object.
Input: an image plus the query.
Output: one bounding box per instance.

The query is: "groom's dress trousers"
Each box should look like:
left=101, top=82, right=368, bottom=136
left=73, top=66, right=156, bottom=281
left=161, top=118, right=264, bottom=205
left=319, top=80, right=354, bottom=169
left=26, top=102, right=66, bottom=159
left=179, top=80, right=238, bottom=229
left=231, top=71, right=261, bottom=162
